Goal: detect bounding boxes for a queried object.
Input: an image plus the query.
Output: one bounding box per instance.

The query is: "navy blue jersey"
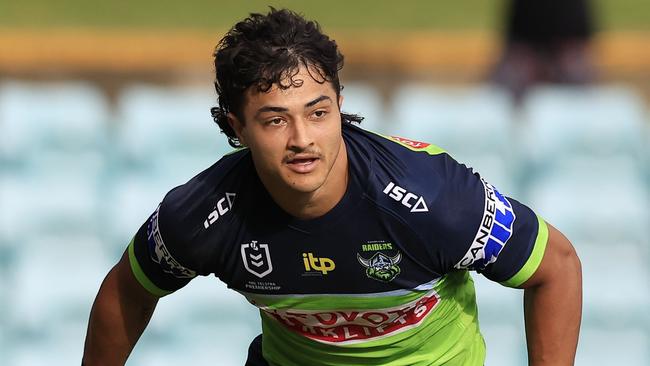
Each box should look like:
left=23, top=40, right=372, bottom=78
left=128, top=123, right=548, bottom=365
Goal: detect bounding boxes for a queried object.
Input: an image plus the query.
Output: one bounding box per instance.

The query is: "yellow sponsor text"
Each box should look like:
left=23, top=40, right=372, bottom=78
left=302, top=252, right=336, bottom=275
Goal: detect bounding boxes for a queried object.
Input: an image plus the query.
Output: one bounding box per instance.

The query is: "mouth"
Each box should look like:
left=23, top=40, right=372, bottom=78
left=285, top=155, right=320, bottom=173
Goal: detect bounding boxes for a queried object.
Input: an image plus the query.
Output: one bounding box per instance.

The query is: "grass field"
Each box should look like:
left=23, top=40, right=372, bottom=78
left=0, top=0, right=648, bottom=31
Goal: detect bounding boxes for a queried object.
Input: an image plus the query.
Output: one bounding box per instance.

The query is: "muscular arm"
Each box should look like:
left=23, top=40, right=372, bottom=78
left=82, top=250, right=159, bottom=365
left=520, top=222, right=582, bottom=365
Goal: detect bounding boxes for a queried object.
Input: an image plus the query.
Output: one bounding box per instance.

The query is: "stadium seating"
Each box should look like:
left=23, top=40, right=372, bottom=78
left=576, top=325, right=650, bottom=365
left=389, top=84, right=515, bottom=151
left=388, top=84, right=520, bottom=195
left=524, top=155, right=650, bottom=244
left=520, top=85, right=648, bottom=179
left=115, top=84, right=232, bottom=178
left=4, top=234, right=111, bottom=365
left=579, top=241, right=650, bottom=321
left=0, top=80, right=110, bottom=175
left=340, top=81, right=386, bottom=133
left=471, top=273, right=527, bottom=366
left=1, top=80, right=649, bottom=365
left=480, top=322, right=527, bottom=366
left=130, top=276, right=260, bottom=366
left=0, top=173, right=104, bottom=244
left=103, top=171, right=183, bottom=255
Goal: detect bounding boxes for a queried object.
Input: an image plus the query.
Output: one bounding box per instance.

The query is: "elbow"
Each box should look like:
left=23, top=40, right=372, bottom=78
left=561, top=238, right=582, bottom=281
left=548, top=223, right=582, bottom=283
left=521, top=223, right=582, bottom=290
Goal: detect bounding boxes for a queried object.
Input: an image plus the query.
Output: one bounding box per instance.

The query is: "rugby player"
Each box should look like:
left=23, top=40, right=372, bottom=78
left=82, top=8, right=582, bottom=366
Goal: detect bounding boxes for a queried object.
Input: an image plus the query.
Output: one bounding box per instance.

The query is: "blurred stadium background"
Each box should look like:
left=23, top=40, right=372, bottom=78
left=0, top=1, right=648, bottom=365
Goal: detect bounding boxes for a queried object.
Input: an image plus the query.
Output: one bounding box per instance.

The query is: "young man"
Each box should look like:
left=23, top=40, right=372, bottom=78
left=83, top=8, right=582, bottom=366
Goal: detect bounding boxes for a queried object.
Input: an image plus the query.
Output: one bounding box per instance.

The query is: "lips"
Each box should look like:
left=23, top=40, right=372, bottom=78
left=285, top=155, right=320, bottom=173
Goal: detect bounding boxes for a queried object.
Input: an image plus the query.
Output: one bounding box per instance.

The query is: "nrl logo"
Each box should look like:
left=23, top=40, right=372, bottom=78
left=241, top=240, right=273, bottom=278
left=357, top=252, right=402, bottom=282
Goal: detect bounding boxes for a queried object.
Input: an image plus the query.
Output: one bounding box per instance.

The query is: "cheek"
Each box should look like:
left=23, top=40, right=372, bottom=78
left=249, top=133, right=284, bottom=165
left=258, top=135, right=285, bottom=155
left=321, top=124, right=343, bottom=152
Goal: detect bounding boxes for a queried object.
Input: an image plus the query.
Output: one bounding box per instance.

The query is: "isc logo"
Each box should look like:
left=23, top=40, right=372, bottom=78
left=383, top=182, right=429, bottom=213
left=204, top=192, right=236, bottom=229
left=302, top=252, right=336, bottom=275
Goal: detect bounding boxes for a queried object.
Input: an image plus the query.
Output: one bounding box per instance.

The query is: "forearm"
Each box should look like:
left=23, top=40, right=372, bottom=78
left=523, top=237, right=582, bottom=365
left=83, top=256, right=158, bottom=365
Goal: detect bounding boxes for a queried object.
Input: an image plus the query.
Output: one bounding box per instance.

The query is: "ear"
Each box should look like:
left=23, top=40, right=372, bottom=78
left=338, top=94, right=344, bottom=110
left=227, top=112, right=247, bottom=146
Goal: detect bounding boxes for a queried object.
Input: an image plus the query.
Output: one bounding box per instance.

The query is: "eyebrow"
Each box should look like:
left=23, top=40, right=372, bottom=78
left=305, top=95, right=332, bottom=108
left=255, top=95, right=332, bottom=116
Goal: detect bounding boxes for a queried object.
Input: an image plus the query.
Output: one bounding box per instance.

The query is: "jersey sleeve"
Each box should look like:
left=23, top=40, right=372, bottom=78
left=433, top=155, right=548, bottom=287
left=127, top=198, right=199, bottom=297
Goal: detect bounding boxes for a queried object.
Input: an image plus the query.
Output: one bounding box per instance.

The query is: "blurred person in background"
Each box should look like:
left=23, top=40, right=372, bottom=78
left=490, top=0, right=597, bottom=103
left=83, top=8, right=582, bottom=366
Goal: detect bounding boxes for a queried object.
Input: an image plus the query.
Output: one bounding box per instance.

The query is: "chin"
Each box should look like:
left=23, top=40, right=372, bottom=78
left=286, top=175, right=325, bottom=194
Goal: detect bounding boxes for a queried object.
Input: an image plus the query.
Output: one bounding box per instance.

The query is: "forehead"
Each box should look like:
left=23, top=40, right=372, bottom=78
left=243, top=67, right=338, bottom=109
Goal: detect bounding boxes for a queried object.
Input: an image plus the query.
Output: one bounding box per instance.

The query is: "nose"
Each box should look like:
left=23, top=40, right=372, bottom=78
left=287, top=118, right=313, bottom=151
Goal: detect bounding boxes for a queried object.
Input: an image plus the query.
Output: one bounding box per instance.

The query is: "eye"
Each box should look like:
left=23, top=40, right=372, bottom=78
left=312, top=110, right=327, bottom=119
left=266, top=117, right=285, bottom=126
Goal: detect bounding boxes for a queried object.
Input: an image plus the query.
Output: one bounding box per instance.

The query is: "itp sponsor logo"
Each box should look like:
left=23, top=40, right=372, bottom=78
left=302, top=253, right=336, bottom=275
left=455, top=178, right=516, bottom=270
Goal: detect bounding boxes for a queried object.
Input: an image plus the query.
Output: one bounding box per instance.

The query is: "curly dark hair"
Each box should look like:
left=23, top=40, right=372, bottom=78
left=211, top=8, right=363, bottom=148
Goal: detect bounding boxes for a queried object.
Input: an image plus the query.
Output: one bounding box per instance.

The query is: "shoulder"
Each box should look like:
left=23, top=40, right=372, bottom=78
left=161, top=148, right=251, bottom=220
left=349, top=125, right=490, bottom=263
left=155, top=149, right=253, bottom=261
left=345, top=124, right=465, bottom=214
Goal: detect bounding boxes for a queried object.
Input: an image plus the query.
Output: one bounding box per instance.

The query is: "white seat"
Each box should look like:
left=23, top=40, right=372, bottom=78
left=128, top=324, right=256, bottom=366
left=576, top=325, right=649, bottom=366
left=9, top=337, right=86, bottom=366
left=8, top=234, right=111, bottom=338
left=481, top=323, right=527, bottom=366
left=0, top=172, right=102, bottom=242
left=0, top=80, right=109, bottom=172
left=455, top=154, right=519, bottom=199
left=389, top=84, right=516, bottom=156
left=521, top=85, right=647, bottom=168
left=116, top=84, right=231, bottom=177
left=472, top=273, right=528, bottom=366
left=104, top=171, right=186, bottom=253
left=340, top=82, right=385, bottom=133
left=389, top=84, right=520, bottom=195
left=472, top=273, right=523, bottom=324
left=136, top=276, right=261, bottom=365
left=148, top=275, right=260, bottom=333
left=578, top=241, right=650, bottom=320
left=525, top=156, right=649, bottom=244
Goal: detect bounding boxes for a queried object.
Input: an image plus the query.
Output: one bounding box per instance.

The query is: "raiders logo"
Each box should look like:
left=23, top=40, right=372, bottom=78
left=357, top=251, right=402, bottom=282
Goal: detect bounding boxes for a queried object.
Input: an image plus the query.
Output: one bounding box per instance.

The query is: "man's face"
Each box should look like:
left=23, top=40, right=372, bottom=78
left=229, top=66, right=345, bottom=198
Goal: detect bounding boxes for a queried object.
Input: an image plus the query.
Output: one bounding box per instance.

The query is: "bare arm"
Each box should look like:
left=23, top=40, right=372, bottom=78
left=82, top=250, right=159, bottom=365
left=520, top=222, right=582, bottom=365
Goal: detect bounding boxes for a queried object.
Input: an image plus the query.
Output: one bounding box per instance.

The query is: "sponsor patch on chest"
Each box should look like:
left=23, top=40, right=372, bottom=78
left=261, top=289, right=440, bottom=344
